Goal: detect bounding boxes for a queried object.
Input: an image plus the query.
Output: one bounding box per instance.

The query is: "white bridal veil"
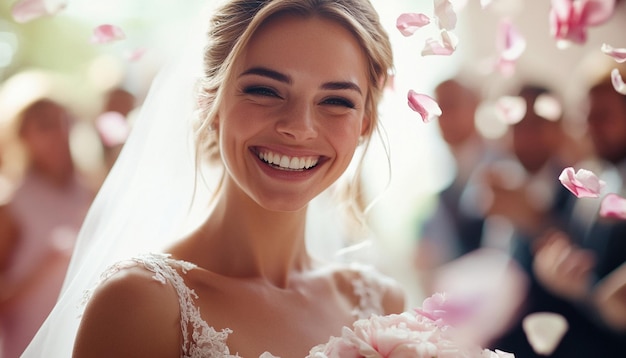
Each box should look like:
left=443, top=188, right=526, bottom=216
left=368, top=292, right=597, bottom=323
left=21, top=9, right=212, bottom=356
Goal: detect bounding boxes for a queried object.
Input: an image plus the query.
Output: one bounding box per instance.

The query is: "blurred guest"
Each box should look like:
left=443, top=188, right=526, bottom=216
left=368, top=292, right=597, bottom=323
left=491, top=65, right=626, bottom=357
left=95, top=87, right=135, bottom=172
left=414, top=78, right=529, bottom=348
left=0, top=73, right=94, bottom=358
left=485, top=84, right=571, bottom=237
left=415, top=76, right=505, bottom=293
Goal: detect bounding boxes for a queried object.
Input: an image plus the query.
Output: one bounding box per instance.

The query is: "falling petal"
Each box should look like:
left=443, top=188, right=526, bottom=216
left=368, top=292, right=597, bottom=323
left=396, top=13, right=431, bottom=37
left=450, top=0, right=469, bottom=10
left=421, top=30, right=458, bottom=56
left=498, top=19, right=526, bottom=61
left=480, top=0, right=494, bottom=8
left=11, top=0, right=66, bottom=23
left=523, top=312, right=569, bottom=356
left=549, top=0, right=587, bottom=45
left=580, top=0, right=616, bottom=26
left=611, top=68, right=626, bottom=94
left=558, top=167, right=606, bottom=198
left=550, top=0, right=615, bottom=46
left=434, top=0, right=457, bottom=30
left=601, top=43, right=626, bottom=63
left=599, top=193, right=626, bottom=219
left=407, top=90, right=442, bottom=123
left=534, top=93, right=562, bottom=121
left=125, top=47, right=147, bottom=62
left=91, top=24, right=126, bottom=44
left=96, top=111, right=130, bottom=147
left=495, top=19, right=525, bottom=76
left=495, top=96, right=526, bottom=124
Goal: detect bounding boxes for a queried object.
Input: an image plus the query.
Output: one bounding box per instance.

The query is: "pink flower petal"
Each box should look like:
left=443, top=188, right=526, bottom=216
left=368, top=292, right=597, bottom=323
left=495, top=95, right=526, bottom=124
left=95, top=111, right=130, bottom=147
left=558, top=167, right=606, bottom=198
left=580, top=0, right=615, bottom=26
left=421, top=30, right=458, bottom=56
left=91, top=24, right=126, bottom=44
left=498, top=19, right=526, bottom=61
left=407, top=90, right=442, bottom=123
left=601, top=43, right=626, bottom=63
left=611, top=68, right=626, bottom=95
left=415, top=292, right=480, bottom=326
left=434, top=0, right=457, bottom=30
left=550, top=0, right=615, bottom=47
left=11, top=0, right=66, bottom=23
left=396, top=13, right=431, bottom=37
left=599, top=193, right=626, bottom=219
left=523, top=312, right=569, bottom=356
left=495, top=19, right=525, bottom=76
left=125, top=47, right=147, bottom=62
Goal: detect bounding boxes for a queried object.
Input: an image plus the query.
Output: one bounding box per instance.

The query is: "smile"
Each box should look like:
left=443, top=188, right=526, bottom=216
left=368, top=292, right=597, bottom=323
left=257, top=149, right=320, bottom=171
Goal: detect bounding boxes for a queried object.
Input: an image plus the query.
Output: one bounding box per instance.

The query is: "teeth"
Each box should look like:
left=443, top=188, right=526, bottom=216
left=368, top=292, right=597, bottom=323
left=258, top=150, right=319, bottom=171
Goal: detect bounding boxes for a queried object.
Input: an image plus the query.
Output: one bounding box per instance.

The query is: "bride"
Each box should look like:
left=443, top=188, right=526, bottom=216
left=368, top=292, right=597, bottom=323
left=24, top=0, right=405, bottom=357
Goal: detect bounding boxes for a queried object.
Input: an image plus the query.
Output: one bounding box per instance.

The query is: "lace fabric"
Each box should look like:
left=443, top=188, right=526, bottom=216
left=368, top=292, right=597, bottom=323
left=89, top=253, right=389, bottom=358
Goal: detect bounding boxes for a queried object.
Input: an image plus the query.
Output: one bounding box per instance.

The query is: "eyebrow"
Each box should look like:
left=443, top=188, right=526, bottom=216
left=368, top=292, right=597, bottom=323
left=239, top=66, right=362, bottom=95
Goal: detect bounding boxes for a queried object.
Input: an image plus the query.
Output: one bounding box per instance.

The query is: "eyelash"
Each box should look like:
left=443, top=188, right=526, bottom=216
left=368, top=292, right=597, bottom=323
left=322, top=97, right=355, bottom=109
left=243, top=86, right=282, bottom=98
left=242, top=86, right=355, bottom=109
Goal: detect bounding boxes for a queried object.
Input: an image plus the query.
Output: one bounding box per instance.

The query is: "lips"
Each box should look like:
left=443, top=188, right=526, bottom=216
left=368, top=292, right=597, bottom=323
left=256, top=148, right=320, bottom=171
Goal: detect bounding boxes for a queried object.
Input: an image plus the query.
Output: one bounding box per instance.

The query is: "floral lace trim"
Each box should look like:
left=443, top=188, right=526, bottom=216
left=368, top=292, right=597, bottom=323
left=84, top=255, right=388, bottom=358
left=84, top=253, right=239, bottom=358
left=349, top=262, right=387, bottom=319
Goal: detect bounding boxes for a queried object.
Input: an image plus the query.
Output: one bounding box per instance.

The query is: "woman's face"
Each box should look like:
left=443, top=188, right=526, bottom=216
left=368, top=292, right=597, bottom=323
left=217, top=14, right=370, bottom=212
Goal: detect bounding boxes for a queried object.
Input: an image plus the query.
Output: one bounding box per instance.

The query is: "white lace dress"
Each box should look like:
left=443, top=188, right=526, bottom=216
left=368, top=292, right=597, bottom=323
left=93, top=253, right=391, bottom=358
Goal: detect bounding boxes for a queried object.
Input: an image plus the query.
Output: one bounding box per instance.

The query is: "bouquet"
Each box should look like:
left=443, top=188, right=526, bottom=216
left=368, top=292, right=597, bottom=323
left=306, top=293, right=514, bottom=358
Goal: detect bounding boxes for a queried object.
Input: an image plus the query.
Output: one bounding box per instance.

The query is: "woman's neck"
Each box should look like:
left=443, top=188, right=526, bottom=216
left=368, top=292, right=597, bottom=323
left=186, top=182, right=314, bottom=288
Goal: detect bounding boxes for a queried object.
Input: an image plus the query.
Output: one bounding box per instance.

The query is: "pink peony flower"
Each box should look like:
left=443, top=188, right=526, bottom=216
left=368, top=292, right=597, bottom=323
left=549, top=0, right=615, bottom=48
left=307, top=294, right=515, bottom=358
left=601, top=43, right=626, bottom=63
left=91, top=24, right=126, bottom=44
left=611, top=68, right=626, bottom=95
left=11, top=0, right=66, bottom=23
left=558, top=167, right=605, bottom=198
left=599, top=193, right=626, bottom=219
left=396, top=13, right=431, bottom=37
left=415, top=292, right=479, bottom=326
left=407, top=90, right=442, bottom=123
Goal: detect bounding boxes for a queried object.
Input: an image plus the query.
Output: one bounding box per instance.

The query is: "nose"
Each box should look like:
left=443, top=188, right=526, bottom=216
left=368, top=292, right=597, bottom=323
left=275, top=101, right=318, bottom=141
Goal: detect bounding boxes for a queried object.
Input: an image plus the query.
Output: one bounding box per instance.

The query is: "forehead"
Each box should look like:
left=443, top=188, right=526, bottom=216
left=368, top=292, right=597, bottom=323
left=236, top=14, right=369, bottom=85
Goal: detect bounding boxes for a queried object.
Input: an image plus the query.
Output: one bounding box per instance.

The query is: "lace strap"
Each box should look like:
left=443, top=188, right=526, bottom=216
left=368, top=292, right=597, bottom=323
left=349, top=263, right=390, bottom=319
left=85, top=253, right=237, bottom=358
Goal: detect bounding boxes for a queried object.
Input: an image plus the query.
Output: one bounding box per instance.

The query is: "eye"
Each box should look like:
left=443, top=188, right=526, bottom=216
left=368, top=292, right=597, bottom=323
left=321, top=97, right=355, bottom=109
left=243, top=86, right=282, bottom=99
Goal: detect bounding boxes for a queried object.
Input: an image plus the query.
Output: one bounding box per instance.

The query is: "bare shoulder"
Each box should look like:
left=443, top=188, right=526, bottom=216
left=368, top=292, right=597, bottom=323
left=73, top=264, right=182, bottom=358
left=330, top=262, right=406, bottom=315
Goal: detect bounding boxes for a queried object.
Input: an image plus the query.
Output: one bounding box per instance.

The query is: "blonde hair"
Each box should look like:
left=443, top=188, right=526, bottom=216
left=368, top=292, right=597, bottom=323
left=194, top=0, right=393, bottom=228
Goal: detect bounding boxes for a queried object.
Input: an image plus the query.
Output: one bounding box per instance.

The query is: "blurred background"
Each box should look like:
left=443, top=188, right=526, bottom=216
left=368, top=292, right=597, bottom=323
left=1, top=0, right=626, bottom=357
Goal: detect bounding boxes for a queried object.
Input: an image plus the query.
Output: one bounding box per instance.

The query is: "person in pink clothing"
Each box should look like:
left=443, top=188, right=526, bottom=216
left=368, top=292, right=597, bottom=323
left=0, top=94, right=93, bottom=358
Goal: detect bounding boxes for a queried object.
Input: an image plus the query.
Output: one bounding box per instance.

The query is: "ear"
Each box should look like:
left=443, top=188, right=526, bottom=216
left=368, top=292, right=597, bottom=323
left=360, top=114, right=372, bottom=137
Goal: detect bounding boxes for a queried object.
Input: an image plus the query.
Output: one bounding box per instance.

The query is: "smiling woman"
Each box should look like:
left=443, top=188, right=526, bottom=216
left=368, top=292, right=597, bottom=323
left=22, top=1, right=405, bottom=357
